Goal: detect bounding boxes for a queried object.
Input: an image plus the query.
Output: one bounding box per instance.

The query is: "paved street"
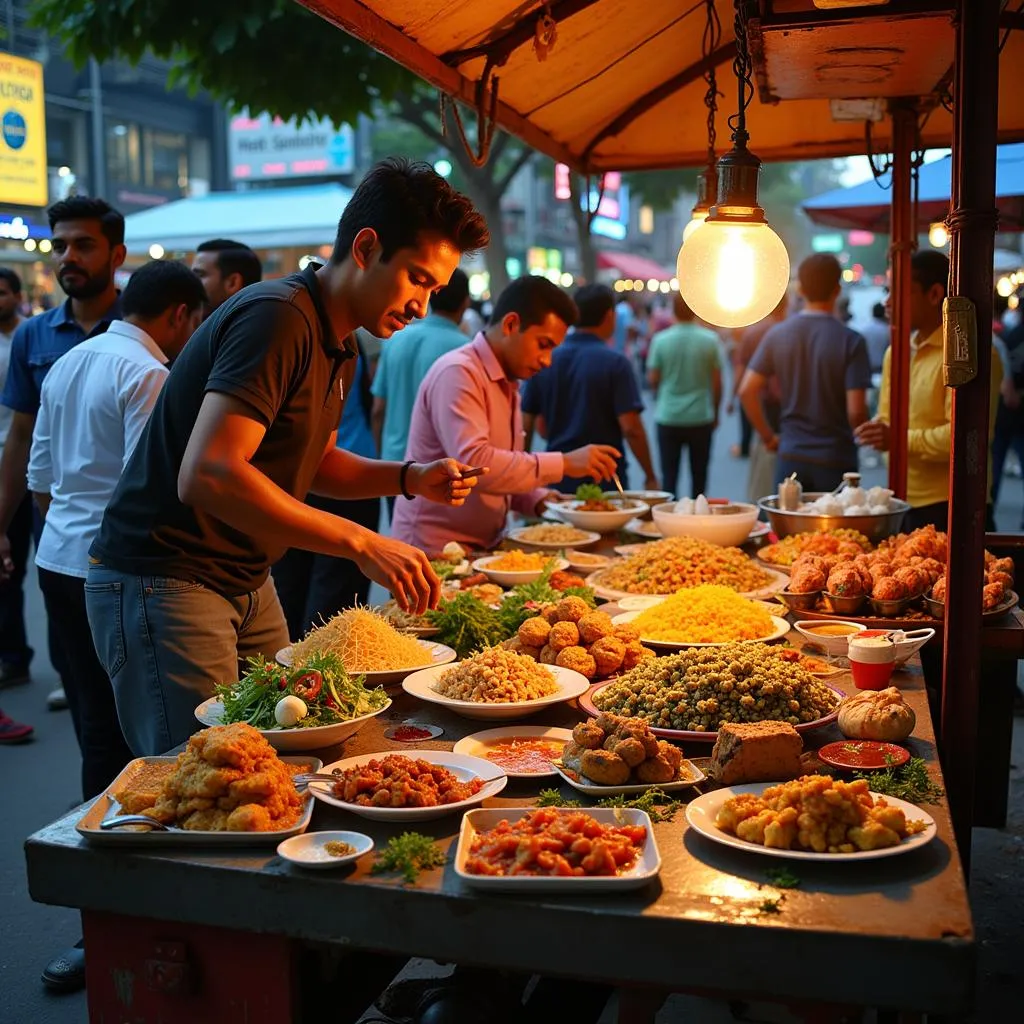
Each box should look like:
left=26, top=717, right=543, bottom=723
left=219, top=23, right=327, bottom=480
left=1, top=402, right=1022, bottom=1023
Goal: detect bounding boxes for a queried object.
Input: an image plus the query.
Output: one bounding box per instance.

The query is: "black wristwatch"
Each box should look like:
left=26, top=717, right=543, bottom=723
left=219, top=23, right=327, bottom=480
left=399, top=461, right=415, bottom=500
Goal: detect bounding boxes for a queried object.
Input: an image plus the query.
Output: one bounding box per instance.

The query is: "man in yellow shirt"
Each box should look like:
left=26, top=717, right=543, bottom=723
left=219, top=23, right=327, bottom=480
left=855, top=250, right=1002, bottom=531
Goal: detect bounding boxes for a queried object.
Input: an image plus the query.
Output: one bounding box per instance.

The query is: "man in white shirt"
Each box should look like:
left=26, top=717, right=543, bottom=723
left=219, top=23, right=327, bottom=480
left=28, top=260, right=205, bottom=799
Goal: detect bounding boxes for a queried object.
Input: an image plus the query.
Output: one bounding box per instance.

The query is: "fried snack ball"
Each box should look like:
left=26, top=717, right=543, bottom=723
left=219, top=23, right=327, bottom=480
left=541, top=604, right=561, bottom=625
left=611, top=737, right=646, bottom=768
left=590, top=635, right=626, bottom=677
left=792, top=554, right=828, bottom=574
left=501, top=637, right=523, bottom=653
left=827, top=566, right=865, bottom=597
left=518, top=616, right=552, bottom=649
left=520, top=645, right=542, bottom=661
left=868, top=560, right=895, bottom=584
left=580, top=748, right=631, bottom=786
left=561, top=739, right=585, bottom=773
left=636, top=753, right=677, bottom=784
left=548, top=620, right=581, bottom=651
left=622, top=642, right=654, bottom=671
left=987, top=570, right=1014, bottom=592
left=983, top=582, right=1006, bottom=611
left=556, top=645, right=597, bottom=679
left=931, top=577, right=947, bottom=602
left=595, top=711, right=625, bottom=733
left=555, top=596, right=590, bottom=623
left=872, top=576, right=908, bottom=601
left=657, top=740, right=683, bottom=773
left=578, top=610, right=614, bottom=645
left=539, top=644, right=558, bottom=665
left=893, top=566, right=928, bottom=597
left=991, top=556, right=1015, bottom=578
left=614, top=622, right=641, bottom=644
left=790, top=565, right=826, bottom=594
left=573, top=719, right=606, bottom=749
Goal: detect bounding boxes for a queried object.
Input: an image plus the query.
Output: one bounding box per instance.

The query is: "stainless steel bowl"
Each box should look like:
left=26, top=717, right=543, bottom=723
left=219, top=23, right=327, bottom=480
left=923, top=595, right=945, bottom=619
left=758, top=493, right=911, bottom=542
left=824, top=592, right=868, bottom=615
left=777, top=588, right=821, bottom=612
left=868, top=596, right=913, bottom=618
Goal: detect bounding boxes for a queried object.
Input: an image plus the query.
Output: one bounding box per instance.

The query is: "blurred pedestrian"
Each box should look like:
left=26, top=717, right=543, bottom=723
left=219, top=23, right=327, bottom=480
left=740, top=253, right=871, bottom=492
left=191, top=238, right=262, bottom=318
left=522, top=283, right=658, bottom=493
left=647, top=293, right=722, bottom=498
left=860, top=302, right=890, bottom=375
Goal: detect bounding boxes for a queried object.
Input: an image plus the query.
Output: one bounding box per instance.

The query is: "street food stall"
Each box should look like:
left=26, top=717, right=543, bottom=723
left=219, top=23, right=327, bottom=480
left=23, top=2, right=1024, bottom=1022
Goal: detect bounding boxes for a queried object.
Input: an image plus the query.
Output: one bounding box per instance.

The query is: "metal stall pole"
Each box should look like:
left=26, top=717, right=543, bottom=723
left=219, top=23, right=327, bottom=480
left=887, top=102, right=916, bottom=501
left=942, top=0, right=1000, bottom=867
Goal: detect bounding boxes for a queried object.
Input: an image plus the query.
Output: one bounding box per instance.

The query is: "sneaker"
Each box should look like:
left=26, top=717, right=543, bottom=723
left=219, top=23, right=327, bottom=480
left=0, top=662, right=30, bottom=688
left=47, top=686, right=68, bottom=711
left=0, top=708, right=33, bottom=743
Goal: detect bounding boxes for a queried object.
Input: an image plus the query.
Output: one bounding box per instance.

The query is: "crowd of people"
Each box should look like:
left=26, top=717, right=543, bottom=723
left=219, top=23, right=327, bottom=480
left=0, top=157, right=1016, bottom=1000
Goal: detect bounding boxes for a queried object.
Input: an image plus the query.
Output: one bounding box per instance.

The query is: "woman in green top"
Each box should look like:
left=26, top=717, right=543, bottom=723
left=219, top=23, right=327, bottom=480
left=646, top=293, right=723, bottom=497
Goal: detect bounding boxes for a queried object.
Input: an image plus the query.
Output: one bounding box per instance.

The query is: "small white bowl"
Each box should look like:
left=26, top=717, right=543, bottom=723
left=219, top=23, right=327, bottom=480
left=548, top=500, right=647, bottom=534
left=617, top=595, right=668, bottom=611
left=471, top=554, right=569, bottom=587
left=858, top=627, right=936, bottom=666
left=277, top=830, right=374, bottom=870
left=793, top=619, right=867, bottom=657
left=563, top=549, right=612, bottom=574
left=650, top=501, right=759, bottom=547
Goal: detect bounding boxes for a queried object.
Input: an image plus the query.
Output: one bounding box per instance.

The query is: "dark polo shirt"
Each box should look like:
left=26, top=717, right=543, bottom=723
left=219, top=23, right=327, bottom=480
left=90, top=265, right=356, bottom=596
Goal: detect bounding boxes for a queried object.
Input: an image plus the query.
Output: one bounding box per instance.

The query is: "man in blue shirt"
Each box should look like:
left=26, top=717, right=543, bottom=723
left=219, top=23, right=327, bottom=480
left=371, top=267, right=470, bottom=464
left=0, top=197, right=124, bottom=706
left=739, top=253, right=871, bottom=492
left=522, top=284, right=658, bottom=493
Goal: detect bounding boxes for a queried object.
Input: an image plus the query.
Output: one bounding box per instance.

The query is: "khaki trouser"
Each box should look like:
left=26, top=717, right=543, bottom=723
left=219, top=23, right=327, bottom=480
left=747, top=435, right=777, bottom=504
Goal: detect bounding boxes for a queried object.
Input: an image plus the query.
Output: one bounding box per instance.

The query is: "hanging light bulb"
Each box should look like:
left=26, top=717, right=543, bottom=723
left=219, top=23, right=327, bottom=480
left=682, top=163, right=716, bottom=243
left=677, top=1, right=790, bottom=329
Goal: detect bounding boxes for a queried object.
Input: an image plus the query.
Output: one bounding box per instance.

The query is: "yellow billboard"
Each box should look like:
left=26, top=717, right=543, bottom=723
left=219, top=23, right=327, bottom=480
left=0, top=54, right=46, bottom=207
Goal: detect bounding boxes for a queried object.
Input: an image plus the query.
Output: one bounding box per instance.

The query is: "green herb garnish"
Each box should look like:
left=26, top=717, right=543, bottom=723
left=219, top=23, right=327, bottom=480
left=495, top=563, right=596, bottom=636
left=765, top=867, right=801, bottom=889
left=371, top=833, right=447, bottom=884
left=595, top=786, right=682, bottom=822
left=854, top=756, right=944, bottom=804
left=759, top=898, right=783, bottom=914
left=535, top=788, right=582, bottom=808
left=424, top=592, right=504, bottom=658
left=575, top=483, right=604, bottom=503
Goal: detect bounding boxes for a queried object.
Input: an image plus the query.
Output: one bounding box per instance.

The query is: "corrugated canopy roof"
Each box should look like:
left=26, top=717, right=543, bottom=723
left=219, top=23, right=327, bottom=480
left=297, top=0, right=1024, bottom=171
left=122, top=183, right=354, bottom=254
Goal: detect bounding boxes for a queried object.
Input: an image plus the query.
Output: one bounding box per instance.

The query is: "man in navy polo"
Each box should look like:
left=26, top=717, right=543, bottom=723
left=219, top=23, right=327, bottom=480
left=522, top=283, right=659, bottom=493
left=0, top=197, right=125, bottom=714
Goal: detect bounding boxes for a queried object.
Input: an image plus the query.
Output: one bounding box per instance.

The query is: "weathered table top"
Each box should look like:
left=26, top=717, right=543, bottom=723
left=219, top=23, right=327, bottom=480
left=25, top=645, right=975, bottom=1014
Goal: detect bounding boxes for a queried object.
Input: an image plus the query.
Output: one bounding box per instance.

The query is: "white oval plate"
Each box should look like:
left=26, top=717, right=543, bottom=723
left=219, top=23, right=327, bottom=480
left=552, top=758, right=706, bottom=796
left=454, top=807, right=661, bottom=891
left=610, top=611, right=791, bottom=650
left=193, top=697, right=392, bottom=752
left=402, top=662, right=590, bottom=721
left=684, top=783, right=938, bottom=861
left=470, top=554, right=569, bottom=587
left=276, top=640, right=456, bottom=687
left=548, top=500, right=649, bottom=534
left=622, top=518, right=663, bottom=540
left=452, top=725, right=573, bottom=778
left=506, top=526, right=602, bottom=550
left=307, top=749, right=507, bottom=822
left=277, top=830, right=374, bottom=869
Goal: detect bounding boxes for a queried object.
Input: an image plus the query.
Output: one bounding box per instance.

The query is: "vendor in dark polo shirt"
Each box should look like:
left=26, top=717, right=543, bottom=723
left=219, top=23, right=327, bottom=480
left=85, top=158, right=490, bottom=757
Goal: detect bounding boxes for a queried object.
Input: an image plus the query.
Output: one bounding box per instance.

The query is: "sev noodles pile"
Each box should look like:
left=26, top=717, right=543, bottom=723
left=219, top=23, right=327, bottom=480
left=290, top=607, right=432, bottom=672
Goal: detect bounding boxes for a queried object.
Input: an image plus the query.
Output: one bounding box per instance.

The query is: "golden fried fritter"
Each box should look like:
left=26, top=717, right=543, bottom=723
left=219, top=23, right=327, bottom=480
left=612, top=737, right=646, bottom=768
left=518, top=617, right=552, bottom=649
left=871, top=576, right=907, bottom=602
left=578, top=611, right=614, bottom=645
left=561, top=739, right=585, bottom=773
left=538, top=644, right=559, bottom=665
left=555, top=646, right=597, bottom=679
left=580, top=748, right=631, bottom=786
left=548, top=620, right=581, bottom=651
left=573, top=719, right=606, bottom=749
left=613, top=623, right=641, bottom=644
left=590, top=636, right=626, bottom=677
left=555, top=596, right=590, bottom=623
left=621, top=641, right=653, bottom=671
left=636, top=753, right=676, bottom=784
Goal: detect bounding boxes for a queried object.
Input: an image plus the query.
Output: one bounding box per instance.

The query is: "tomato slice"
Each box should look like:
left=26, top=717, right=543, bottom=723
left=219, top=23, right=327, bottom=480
left=290, top=670, right=322, bottom=701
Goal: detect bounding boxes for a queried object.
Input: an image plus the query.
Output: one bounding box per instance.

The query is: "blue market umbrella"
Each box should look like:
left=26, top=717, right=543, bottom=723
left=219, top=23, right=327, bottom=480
left=802, top=144, right=1024, bottom=233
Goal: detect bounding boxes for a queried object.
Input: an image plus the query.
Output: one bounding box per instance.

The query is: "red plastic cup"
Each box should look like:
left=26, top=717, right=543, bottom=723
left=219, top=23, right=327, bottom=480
left=848, top=635, right=896, bottom=690
left=850, top=659, right=896, bottom=690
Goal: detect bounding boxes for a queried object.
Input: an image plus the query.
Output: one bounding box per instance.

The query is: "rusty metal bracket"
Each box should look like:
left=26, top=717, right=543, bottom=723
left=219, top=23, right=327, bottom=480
left=943, top=296, right=978, bottom=387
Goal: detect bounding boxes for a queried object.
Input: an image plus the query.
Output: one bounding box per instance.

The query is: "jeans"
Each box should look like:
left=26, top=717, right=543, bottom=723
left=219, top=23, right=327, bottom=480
left=85, top=566, right=290, bottom=757
left=0, top=493, right=33, bottom=670
left=272, top=494, right=381, bottom=640
left=38, top=567, right=133, bottom=800
left=773, top=457, right=850, bottom=493
left=657, top=422, right=713, bottom=498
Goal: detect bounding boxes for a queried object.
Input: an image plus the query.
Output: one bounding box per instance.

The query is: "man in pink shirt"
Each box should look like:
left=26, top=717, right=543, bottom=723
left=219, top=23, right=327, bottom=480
left=392, top=277, right=620, bottom=553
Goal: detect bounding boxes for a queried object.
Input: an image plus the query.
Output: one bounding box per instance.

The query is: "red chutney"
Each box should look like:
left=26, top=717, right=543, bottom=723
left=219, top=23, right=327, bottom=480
left=482, top=738, right=563, bottom=774
left=465, top=808, right=647, bottom=877
left=392, top=725, right=433, bottom=742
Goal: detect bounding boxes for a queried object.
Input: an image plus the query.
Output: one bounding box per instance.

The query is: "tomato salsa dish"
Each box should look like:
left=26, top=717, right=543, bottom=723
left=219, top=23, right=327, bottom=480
left=464, top=808, right=647, bottom=877
left=330, top=754, right=483, bottom=808
left=482, top=738, right=564, bottom=774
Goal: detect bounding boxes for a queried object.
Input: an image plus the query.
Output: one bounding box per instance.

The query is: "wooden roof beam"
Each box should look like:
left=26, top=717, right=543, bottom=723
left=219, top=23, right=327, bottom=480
left=581, top=41, right=738, bottom=164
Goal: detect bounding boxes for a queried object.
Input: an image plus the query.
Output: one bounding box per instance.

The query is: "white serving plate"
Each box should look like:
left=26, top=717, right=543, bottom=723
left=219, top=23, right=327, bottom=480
left=194, top=696, right=392, bottom=752
left=276, top=640, right=457, bottom=687
left=610, top=611, right=791, bottom=651
left=277, top=830, right=374, bottom=869
left=506, top=526, right=602, bottom=550
left=552, top=758, right=705, bottom=796
left=453, top=725, right=573, bottom=778
left=563, top=549, right=613, bottom=575
left=471, top=554, right=569, bottom=587
left=454, top=807, right=661, bottom=891
left=307, top=749, right=507, bottom=822
left=402, top=662, right=591, bottom=721
left=684, top=783, right=938, bottom=862
left=77, top=755, right=320, bottom=846
left=548, top=499, right=649, bottom=534
left=622, top=518, right=663, bottom=539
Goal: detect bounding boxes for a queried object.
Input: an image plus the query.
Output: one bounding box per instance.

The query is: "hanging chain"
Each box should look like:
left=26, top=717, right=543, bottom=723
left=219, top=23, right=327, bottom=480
left=702, top=0, right=722, bottom=165
left=728, top=0, right=755, bottom=142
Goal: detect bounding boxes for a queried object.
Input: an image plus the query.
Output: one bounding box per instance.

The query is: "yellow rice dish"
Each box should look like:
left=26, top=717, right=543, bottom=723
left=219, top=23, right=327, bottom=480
left=486, top=550, right=555, bottom=572
left=630, top=585, right=776, bottom=644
